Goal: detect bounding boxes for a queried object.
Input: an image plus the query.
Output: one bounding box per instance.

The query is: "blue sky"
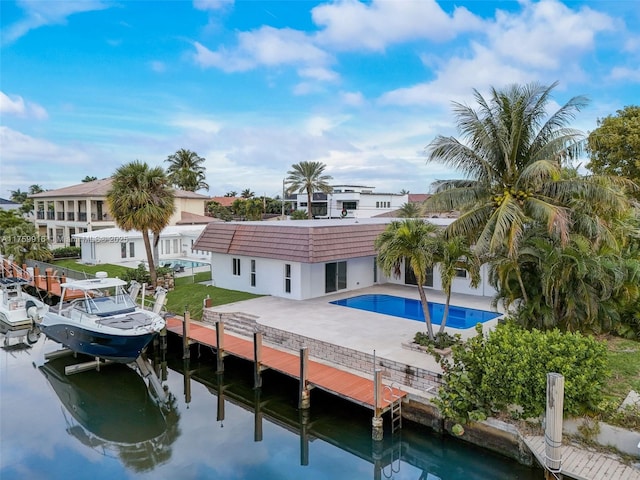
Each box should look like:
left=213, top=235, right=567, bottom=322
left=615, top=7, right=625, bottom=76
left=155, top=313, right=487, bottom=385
left=1, top=0, right=639, bottom=198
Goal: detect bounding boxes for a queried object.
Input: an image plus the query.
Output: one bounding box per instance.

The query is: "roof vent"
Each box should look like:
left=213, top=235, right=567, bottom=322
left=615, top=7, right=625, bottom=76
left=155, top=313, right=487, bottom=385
left=95, top=271, right=108, bottom=279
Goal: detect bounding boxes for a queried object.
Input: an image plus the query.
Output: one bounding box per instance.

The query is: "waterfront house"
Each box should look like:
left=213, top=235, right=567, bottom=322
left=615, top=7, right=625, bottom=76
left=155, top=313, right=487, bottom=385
left=193, top=218, right=496, bottom=300
left=30, top=178, right=210, bottom=248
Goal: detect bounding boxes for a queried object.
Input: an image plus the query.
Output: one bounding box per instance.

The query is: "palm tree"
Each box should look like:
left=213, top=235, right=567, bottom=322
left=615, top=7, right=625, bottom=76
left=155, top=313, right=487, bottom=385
left=81, top=176, right=98, bottom=182
left=436, top=235, right=480, bottom=333
left=375, top=219, right=440, bottom=340
left=9, top=189, right=27, bottom=204
left=397, top=202, right=420, bottom=218
left=107, top=161, right=175, bottom=286
left=285, top=161, right=333, bottom=219
left=240, top=189, right=255, bottom=199
left=165, top=149, right=209, bottom=192
left=1, top=223, right=52, bottom=264
left=424, top=82, right=631, bottom=301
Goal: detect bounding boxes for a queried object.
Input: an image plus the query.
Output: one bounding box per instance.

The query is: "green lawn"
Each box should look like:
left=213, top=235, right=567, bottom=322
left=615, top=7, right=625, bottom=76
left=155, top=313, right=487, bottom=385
left=605, top=336, right=640, bottom=402
left=165, top=283, right=260, bottom=320
left=52, top=259, right=132, bottom=279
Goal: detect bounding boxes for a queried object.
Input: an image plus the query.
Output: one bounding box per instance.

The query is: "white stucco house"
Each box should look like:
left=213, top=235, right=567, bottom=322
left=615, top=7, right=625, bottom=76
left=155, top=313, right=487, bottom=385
left=193, top=218, right=497, bottom=301
left=73, top=225, right=211, bottom=266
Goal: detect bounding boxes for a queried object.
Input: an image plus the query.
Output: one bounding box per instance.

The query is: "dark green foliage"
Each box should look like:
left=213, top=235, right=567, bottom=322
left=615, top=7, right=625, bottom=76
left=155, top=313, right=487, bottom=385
left=414, top=331, right=461, bottom=349
left=52, top=247, right=81, bottom=258
left=436, top=323, right=609, bottom=423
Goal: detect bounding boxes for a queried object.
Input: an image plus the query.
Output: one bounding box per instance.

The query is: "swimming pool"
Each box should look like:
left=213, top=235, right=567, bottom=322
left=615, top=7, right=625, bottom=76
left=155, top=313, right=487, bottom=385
left=164, top=259, right=210, bottom=269
left=330, top=294, right=501, bottom=329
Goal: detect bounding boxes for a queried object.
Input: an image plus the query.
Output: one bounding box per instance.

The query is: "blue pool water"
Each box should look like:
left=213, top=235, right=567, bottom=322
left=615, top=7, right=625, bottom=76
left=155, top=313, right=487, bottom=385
left=330, top=294, right=501, bottom=329
left=165, top=259, right=209, bottom=269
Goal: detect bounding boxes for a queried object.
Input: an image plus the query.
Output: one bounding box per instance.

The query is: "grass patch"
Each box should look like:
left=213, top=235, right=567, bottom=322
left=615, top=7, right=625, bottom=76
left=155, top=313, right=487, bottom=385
left=174, top=271, right=212, bottom=286
left=165, top=283, right=260, bottom=320
left=604, top=336, right=640, bottom=402
left=52, top=259, right=132, bottom=279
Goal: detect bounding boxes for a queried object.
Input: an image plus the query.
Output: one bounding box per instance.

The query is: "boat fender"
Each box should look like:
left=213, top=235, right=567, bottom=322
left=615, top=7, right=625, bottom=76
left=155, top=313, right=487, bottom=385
left=26, top=300, right=39, bottom=321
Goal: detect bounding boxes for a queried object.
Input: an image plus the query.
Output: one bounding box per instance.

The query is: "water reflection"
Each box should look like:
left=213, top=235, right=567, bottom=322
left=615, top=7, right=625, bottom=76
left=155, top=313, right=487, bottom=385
left=39, top=355, right=180, bottom=472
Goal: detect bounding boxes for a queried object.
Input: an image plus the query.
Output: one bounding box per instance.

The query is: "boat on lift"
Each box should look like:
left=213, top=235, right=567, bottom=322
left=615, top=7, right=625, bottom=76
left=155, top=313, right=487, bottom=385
left=0, top=277, right=48, bottom=347
left=39, top=272, right=165, bottom=363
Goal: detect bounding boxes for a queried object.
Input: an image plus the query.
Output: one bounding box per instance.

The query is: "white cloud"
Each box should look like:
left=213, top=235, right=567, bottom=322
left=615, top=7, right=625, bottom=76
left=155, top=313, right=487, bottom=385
left=170, top=115, right=222, bottom=134
left=0, top=91, right=48, bottom=120
left=609, top=66, right=640, bottom=82
left=1, top=0, right=109, bottom=45
left=312, top=0, right=484, bottom=52
left=193, top=0, right=234, bottom=11
left=0, top=126, right=89, bottom=165
left=340, top=91, right=365, bottom=107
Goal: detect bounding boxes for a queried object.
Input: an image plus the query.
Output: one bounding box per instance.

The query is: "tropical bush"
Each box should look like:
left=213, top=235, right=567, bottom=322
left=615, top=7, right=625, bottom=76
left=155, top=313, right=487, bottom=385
left=436, top=322, right=609, bottom=423
left=52, top=246, right=81, bottom=258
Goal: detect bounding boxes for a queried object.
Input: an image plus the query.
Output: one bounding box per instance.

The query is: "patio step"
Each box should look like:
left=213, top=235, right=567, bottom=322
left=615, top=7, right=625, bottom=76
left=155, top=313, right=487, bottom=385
left=203, top=311, right=259, bottom=339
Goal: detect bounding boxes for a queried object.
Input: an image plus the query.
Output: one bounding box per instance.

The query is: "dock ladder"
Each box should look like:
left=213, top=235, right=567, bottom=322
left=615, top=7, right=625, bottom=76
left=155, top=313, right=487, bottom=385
left=385, top=383, right=403, bottom=434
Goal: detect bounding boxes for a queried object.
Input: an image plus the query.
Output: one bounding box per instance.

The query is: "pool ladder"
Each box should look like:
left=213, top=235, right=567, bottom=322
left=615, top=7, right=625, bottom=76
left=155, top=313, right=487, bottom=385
left=384, top=383, right=402, bottom=433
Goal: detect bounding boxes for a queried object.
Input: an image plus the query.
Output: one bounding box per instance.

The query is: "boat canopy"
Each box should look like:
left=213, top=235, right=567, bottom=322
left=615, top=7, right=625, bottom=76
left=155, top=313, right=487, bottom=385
left=61, top=277, right=128, bottom=292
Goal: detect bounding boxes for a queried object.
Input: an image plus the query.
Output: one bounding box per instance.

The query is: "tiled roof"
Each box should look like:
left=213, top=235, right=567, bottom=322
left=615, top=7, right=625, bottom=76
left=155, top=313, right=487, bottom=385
left=194, top=220, right=390, bottom=263
left=176, top=211, right=220, bottom=225
left=408, top=194, right=430, bottom=203
left=30, top=178, right=208, bottom=199
left=208, top=196, right=237, bottom=207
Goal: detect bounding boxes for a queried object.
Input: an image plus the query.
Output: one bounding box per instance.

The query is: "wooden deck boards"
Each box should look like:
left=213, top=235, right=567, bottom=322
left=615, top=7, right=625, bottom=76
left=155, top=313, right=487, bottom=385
left=524, top=435, right=640, bottom=480
left=166, top=317, right=406, bottom=410
left=1, top=259, right=85, bottom=299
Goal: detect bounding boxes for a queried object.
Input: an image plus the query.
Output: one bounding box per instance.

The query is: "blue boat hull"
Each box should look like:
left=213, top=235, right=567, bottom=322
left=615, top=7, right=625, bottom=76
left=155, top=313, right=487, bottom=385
left=40, top=324, right=156, bottom=363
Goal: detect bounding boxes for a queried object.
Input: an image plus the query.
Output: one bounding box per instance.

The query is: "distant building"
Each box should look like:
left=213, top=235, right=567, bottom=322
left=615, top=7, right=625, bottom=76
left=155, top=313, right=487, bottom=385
left=30, top=178, right=209, bottom=248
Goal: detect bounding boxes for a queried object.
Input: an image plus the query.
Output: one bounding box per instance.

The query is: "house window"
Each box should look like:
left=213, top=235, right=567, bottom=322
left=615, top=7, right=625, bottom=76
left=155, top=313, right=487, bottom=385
left=233, top=258, right=241, bottom=276
left=129, top=242, right=135, bottom=257
left=284, top=264, right=291, bottom=293
left=376, top=201, right=380, bottom=208
left=325, top=261, right=347, bottom=293
left=165, top=239, right=170, bottom=254
left=173, top=239, right=179, bottom=254
left=455, top=268, right=467, bottom=278
left=300, top=202, right=308, bottom=207
left=342, top=201, right=357, bottom=211
left=250, top=260, right=256, bottom=287
left=121, top=242, right=127, bottom=259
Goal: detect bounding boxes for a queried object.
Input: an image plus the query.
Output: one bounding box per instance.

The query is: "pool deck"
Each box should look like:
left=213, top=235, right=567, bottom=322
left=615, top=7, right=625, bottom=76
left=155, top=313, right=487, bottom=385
left=206, top=284, right=504, bottom=379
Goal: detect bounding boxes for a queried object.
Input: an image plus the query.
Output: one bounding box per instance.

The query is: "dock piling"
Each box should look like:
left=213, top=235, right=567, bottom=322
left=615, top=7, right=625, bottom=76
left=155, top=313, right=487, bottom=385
left=216, top=320, right=225, bottom=373
left=182, top=310, right=190, bottom=359
left=372, top=369, right=384, bottom=441
left=253, top=332, right=263, bottom=388
left=299, top=347, right=310, bottom=410
left=545, top=373, right=564, bottom=479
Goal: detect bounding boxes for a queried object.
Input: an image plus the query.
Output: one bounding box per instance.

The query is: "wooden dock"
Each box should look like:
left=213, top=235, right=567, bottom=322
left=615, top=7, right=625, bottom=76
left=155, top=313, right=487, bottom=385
left=165, top=317, right=406, bottom=412
left=524, top=435, right=640, bottom=480
left=1, top=258, right=85, bottom=299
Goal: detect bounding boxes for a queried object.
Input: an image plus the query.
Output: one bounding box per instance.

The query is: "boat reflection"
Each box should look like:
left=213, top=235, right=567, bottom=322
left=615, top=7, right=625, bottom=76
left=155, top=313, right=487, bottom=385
left=39, top=355, right=180, bottom=472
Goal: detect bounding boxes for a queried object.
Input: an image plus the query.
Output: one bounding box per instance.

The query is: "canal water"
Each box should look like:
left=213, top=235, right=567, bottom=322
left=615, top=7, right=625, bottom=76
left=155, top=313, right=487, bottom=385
left=0, top=333, right=543, bottom=479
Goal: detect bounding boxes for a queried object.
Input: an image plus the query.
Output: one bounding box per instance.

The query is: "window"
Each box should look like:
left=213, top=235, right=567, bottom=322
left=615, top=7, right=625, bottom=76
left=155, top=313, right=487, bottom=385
left=120, top=242, right=127, bottom=259
left=165, top=239, right=170, bottom=254
left=325, top=261, right=347, bottom=293
left=173, top=239, right=179, bottom=254
left=455, top=268, right=467, bottom=278
left=376, top=201, right=380, bottom=208
left=284, top=264, right=291, bottom=293
left=342, top=201, right=357, bottom=211
left=250, top=260, right=256, bottom=287
left=300, top=202, right=308, bottom=207
left=233, top=258, right=241, bottom=276
left=129, top=242, right=135, bottom=257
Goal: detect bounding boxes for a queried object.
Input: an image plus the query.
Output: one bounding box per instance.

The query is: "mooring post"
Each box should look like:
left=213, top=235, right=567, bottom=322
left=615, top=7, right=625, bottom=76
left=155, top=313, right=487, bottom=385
left=45, top=268, right=53, bottom=293
left=372, top=368, right=384, bottom=441
left=182, top=310, right=190, bottom=360
left=253, top=332, right=263, bottom=389
left=159, top=326, right=168, bottom=381
left=300, top=409, right=310, bottom=466
left=254, top=388, right=263, bottom=442
left=216, top=320, right=225, bottom=373
left=33, top=266, right=40, bottom=287
left=21, top=264, right=28, bottom=280
left=299, top=347, right=310, bottom=410
left=545, top=373, right=564, bottom=479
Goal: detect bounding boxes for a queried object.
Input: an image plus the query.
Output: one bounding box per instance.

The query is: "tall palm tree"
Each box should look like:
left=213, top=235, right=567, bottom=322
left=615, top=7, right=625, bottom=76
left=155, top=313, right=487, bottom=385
left=240, top=189, right=254, bottom=199
left=436, top=235, right=480, bottom=333
left=9, top=189, right=27, bottom=204
left=375, top=219, right=440, bottom=340
left=1, top=223, right=52, bottom=264
left=165, top=149, right=209, bottom=192
left=107, top=161, right=175, bottom=286
left=397, top=202, right=420, bottom=218
left=424, top=82, right=631, bottom=301
left=285, top=161, right=333, bottom=219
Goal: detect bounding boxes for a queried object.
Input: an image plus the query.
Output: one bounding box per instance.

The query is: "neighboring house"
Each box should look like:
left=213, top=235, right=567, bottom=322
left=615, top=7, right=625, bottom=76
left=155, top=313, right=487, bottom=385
left=73, top=225, right=210, bottom=265
left=193, top=218, right=496, bottom=301
left=287, top=185, right=409, bottom=219
left=30, top=178, right=209, bottom=248
left=0, top=198, right=21, bottom=211
left=208, top=196, right=238, bottom=208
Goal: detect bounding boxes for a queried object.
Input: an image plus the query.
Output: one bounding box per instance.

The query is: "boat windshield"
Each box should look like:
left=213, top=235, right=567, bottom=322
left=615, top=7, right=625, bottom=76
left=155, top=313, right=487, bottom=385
left=85, top=286, right=137, bottom=316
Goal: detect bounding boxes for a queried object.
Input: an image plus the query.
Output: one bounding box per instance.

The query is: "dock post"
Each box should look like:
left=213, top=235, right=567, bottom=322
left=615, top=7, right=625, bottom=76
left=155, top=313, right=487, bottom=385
left=182, top=310, right=190, bottom=360
left=33, top=267, right=40, bottom=287
left=216, top=320, right=225, bottom=373
left=545, top=373, right=564, bottom=479
left=372, top=369, right=384, bottom=441
left=45, top=268, right=53, bottom=293
left=253, top=332, right=263, bottom=389
left=299, top=347, right=310, bottom=410
left=21, top=264, right=28, bottom=279
left=217, top=373, right=225, bottom=425
left=254, top=389, right=263, bottom=442
left=159, top=326, right=168, bottom=381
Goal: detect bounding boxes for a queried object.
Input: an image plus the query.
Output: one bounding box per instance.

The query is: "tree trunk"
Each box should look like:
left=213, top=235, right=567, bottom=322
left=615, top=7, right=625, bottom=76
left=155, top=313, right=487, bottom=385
left=307, top=190, right=313, bottom=219
left=152, top=231, right=160, bottom=268
left=439, top=288, right=451, bottom=334
left=417, top=284, right=434, bottom=341
left=515, top=265, right=529, bottom=304
left=142, top=231, right=157, bottom=287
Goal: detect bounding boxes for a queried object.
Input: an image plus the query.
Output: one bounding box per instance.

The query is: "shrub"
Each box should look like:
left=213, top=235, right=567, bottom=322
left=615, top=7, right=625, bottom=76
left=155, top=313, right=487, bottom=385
left=52, top=246, right=81, bottom=258
left=120, top=263, right=151, bottom=284
left=436, top=322, right=609, bottom=423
